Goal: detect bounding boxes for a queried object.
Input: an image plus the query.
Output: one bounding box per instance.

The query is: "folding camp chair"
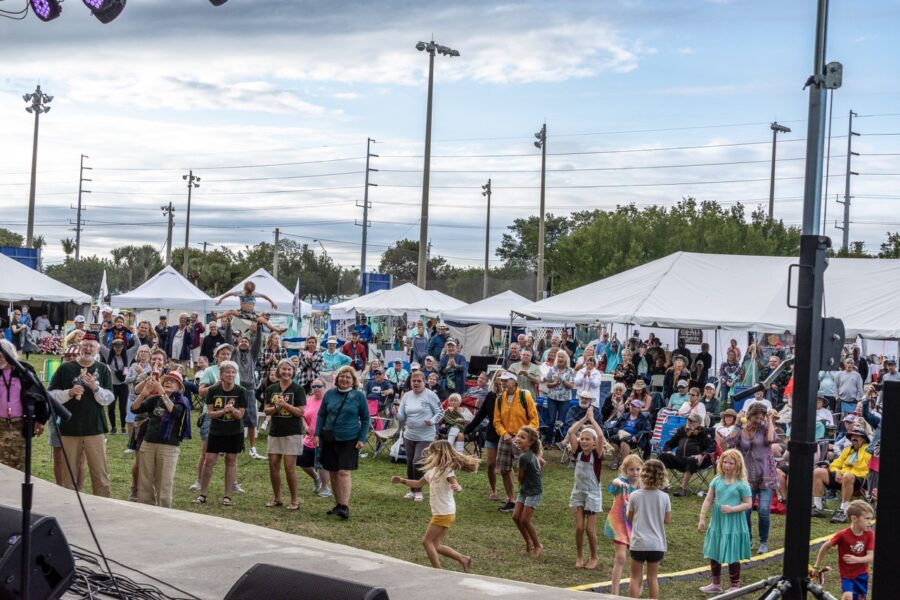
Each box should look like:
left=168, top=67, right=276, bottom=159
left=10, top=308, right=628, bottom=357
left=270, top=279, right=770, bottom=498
left=364, top=417, right=400, bottom=458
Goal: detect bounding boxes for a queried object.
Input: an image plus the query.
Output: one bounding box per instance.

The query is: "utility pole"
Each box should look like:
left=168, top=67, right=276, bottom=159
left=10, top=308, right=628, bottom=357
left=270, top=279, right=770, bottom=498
left=836, top=110, right=859, bottom=252
left=202, top=241, right=209, bottom=253
left=481, top=179, right=492, bottom=299
left=768, top=122, right=792, bottom=219
left=23, top=84, right=53, bottom=248
left=74, top=154, right=91, bottom=260
left=534, top=123, right=547, bottom=301
left=357, top=137, right=378, bottom=294
left=182, top=170, right=200, bottom=276
left=273, top=228, right=280, bottom=278
left=161, top=203, right=175, bottom=265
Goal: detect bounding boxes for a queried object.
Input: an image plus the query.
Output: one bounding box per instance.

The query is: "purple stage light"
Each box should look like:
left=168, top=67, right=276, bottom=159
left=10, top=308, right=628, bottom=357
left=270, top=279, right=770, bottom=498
left=82, top=0, right=126, bottom=23
left=29, top=0, right=62, bottom=21
left=83, top=0, right=104, bottom=8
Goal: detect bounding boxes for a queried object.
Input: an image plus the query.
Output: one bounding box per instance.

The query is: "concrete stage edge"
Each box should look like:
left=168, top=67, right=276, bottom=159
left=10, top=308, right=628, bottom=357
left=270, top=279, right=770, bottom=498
left=0, top=466, right=622, bottom=599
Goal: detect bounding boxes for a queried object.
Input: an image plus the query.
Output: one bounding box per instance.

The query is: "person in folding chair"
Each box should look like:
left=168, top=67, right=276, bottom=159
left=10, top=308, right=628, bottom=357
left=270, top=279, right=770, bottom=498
left=607, top=399, right=652, bottom=469
left=659, top=413, right=716, bottom=497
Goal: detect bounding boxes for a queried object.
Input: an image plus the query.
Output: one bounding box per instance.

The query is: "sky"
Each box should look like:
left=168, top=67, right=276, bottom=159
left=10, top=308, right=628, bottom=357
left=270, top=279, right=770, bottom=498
left=1, top=0, right=899, bottom=272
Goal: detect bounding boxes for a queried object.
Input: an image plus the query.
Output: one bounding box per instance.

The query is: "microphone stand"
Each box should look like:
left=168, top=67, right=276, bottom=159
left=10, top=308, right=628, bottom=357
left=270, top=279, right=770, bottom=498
left=732, top=357, right=795, bottom=403
left=0, top=344, right=70, bottom=600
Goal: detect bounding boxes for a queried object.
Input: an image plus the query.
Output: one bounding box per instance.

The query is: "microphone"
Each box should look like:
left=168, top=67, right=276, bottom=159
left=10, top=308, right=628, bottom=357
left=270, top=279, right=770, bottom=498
left=732, top=356, right=794, bottom=403
left=0, top=341, right=71, bottom=421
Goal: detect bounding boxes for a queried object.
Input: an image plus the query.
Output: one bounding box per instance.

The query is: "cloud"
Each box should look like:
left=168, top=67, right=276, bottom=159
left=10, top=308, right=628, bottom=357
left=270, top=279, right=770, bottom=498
left=677, top=46, right=695, bottom=55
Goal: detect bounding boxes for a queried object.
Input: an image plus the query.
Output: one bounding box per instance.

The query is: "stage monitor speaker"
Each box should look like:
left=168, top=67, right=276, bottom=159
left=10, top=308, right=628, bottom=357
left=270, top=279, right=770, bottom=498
left=0, top=504, right=76, bottom=600
left=224, top=564, right=389, bottom=600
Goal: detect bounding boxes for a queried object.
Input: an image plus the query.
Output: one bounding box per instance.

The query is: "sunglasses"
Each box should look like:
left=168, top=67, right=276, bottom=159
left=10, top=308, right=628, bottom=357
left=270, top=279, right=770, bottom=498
left=689, top=392, right=699, bottom=396
left=311, top=384, right=324, bottom=389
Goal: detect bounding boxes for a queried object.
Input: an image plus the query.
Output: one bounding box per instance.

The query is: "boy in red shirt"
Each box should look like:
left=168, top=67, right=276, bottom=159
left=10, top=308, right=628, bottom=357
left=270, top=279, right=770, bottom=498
left=813, top=500, right=875, bottom=600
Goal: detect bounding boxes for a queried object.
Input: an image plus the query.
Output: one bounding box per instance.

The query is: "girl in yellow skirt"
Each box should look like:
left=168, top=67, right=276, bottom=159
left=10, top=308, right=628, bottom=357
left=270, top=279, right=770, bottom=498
left=391, top=440, right=480, bottom=571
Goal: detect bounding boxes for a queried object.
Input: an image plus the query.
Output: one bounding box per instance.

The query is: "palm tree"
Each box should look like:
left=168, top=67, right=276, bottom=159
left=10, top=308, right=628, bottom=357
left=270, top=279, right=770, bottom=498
left=61, top=238, right=76, bottom=260
left=32, top=235, right=46, bottom=250
left=111, top=245, right=138, bottom=289
left=132, top=245, right=163, bottom=283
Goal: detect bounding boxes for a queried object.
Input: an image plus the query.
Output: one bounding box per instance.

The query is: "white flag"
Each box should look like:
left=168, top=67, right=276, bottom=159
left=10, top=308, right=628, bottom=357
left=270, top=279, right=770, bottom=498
left=292, top=277, right=301, bottom=319
left=99, top=269, right=109, bottom=303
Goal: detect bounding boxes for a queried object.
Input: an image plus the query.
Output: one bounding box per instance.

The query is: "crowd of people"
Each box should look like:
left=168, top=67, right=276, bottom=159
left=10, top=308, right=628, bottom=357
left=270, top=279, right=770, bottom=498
left=0, top=315, right=885, bottom=600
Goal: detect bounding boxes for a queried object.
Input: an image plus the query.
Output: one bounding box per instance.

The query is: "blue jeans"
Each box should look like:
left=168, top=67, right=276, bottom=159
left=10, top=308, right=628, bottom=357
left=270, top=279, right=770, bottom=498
left=543, top=399, right=570, bottom=443
left=746, top=487, right=773, bottom=543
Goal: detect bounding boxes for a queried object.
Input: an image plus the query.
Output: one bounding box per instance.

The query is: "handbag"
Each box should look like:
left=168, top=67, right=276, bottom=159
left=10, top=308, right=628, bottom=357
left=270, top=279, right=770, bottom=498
left=320, top=390, right=350, bottom=442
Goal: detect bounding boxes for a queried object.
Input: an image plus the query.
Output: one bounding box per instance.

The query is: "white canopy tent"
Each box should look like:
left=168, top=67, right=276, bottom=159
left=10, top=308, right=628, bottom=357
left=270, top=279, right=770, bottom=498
left=111, top=265, right=214, bottom=313
left=441, top=290, right=535, bottom=326
left=0, top=253, right=91, bottom=305
left=329, top=283, right=466, bottom=319
left=215, top=268, right=312, bottom=317
left=516, top=252, right=900, bottom=340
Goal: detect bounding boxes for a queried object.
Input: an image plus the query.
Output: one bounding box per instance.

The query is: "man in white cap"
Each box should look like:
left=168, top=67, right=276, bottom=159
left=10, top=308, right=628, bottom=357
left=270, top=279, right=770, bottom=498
left=66, top=315, right=87, bottom=346
left=427, top=323, right=450, bottom=360
left=493, top=370, right=539, bottom=512
left=322, top=337, right=351, bottom=387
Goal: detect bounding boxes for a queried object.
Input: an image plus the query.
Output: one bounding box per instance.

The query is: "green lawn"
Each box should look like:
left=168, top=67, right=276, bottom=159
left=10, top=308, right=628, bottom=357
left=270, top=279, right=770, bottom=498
left=26, top=355, right=853, bottom=598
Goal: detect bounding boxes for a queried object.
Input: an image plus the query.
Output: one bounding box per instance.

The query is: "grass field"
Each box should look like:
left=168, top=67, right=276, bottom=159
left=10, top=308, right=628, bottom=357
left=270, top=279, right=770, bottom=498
left=26, top=355, right=855, bottom=598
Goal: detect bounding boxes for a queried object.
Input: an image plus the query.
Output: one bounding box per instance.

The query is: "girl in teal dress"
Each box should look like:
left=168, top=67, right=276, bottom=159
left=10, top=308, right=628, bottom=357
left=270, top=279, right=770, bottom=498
left=697, top=448, right=752, bottom=593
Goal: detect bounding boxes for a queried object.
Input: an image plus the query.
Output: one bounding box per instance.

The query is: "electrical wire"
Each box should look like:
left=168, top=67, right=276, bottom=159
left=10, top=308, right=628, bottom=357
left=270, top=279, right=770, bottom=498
left=69, top=548, right=199, bottom=600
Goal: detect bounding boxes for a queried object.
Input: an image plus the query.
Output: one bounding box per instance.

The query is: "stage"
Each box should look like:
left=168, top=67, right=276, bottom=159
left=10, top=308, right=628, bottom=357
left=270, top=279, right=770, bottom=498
left=0, top=465, right=619, bottom=599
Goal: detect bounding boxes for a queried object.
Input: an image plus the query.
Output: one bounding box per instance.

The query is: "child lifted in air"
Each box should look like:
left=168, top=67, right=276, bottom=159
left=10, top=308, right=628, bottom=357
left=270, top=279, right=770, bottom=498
left=215, top=281, right=286, bottom=333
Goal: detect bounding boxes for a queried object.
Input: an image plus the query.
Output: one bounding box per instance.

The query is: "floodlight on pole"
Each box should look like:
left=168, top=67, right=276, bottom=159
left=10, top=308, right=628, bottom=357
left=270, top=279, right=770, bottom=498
left=415, top=39, right=459, bottom=289
left=23, top=84, right=53, bottom=248
left=82, top=0, right=126, bottom=23
left=767, top=121, right=792, bottom=220
left=29, top=0, right=61, bottom=21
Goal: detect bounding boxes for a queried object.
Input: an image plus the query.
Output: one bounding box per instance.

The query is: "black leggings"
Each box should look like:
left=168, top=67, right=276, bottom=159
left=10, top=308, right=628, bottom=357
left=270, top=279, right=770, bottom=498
left=108, top=383, right=129, bottom=429
left=404, top=439, right=430, bottom=493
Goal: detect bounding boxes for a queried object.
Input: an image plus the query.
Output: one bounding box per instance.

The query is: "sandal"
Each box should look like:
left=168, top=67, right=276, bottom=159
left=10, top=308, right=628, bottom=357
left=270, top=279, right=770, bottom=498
left=488, top=491, right=499, bottom=501
left=192, top=494, right=207, bottom=504
left=287, top=503, right=300, bottom=511
left=266, top=500, right=284, bottom=508
left=222, top=496, right=233, bottom=507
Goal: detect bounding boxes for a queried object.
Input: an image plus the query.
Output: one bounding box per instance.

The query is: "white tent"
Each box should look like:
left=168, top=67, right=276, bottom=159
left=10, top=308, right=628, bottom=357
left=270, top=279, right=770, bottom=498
left=215, top=269, right=312, bottom=316
left=329, top=283, right=466, bottom=319
left=516, top=252, right=900, bottom=339
left=441, top=290, right=533, bottom=326
left=111, top=265, right=213, bottom=313
left=0, top=253, right=91, bottom=305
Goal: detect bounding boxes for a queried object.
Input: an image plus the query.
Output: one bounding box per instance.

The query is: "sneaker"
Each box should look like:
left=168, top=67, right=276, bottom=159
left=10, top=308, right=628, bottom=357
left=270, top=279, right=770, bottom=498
left=699, top=583, right=722, bottom=594
left=326, top=505, right=340, bottom=515
left=403, top=491, right=416, bottom=500
left=259, top=420, right=269, bottom=431
left=110, top=428, right=117, bottom=435
left=757, top=542, right=768, bottom=554
left=673, top=488, right=687, bottom=497
left=830, top=509, right=848, bottom=524
left=337, top=505, right=350, bottom=520
left=413, top=492, right=424, bottom=502
left=123, top=448, right=135, bottom=455
left=811, top=507, right=827, bottom=518
left=313, top=476, right=322, bottom=494
left=317, top=488, right=333, bottom=498
left=249, top=447, right=265, bottom=460
left=189, top=480, right=201, bottom=492
left=231, top=482, right=246, bottom=495
left=498, top=501, right=515, bottom=513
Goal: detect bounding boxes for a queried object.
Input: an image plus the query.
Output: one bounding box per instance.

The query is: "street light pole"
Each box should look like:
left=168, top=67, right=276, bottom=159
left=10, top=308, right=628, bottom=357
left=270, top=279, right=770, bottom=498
left=768, top=121, right=791, bottom=220
left=182, top=170, right=200, bottom=277
left=415, top=40, right=459, bottom=289
left=534, top=123, right=547, bottom=301
left=23, top=85, right=53, bottom=248
left=482, top=179, right=492, bottom=299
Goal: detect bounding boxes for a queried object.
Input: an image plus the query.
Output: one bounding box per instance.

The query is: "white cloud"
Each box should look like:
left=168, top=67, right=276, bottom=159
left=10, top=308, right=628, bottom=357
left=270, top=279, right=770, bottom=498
left=677, top=46, right=695, bottom=55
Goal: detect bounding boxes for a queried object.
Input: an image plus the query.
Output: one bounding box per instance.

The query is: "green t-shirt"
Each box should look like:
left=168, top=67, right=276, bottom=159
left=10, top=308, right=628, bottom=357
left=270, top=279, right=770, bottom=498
left=49, top=360, right=113, bottom=436
left=510, top=362, right=542, bottom=396
left=133, top=395, right=187, bottom=446
left=265, top=381, right=306, bottom=437
left=518, top=450, right=543, bottom=497
left=206, top=382, right=249, bottom=437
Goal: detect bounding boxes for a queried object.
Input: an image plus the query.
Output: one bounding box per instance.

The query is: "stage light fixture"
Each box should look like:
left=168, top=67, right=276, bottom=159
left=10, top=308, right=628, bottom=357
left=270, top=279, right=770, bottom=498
left=82, top=0, right=127, bottom=24
left=29, top=0, right=62, bottom=21
left=209, top=0, right=228, bottom=5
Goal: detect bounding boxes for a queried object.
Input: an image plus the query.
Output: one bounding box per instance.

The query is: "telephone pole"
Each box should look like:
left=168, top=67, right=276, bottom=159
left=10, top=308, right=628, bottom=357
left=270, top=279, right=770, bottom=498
left=534, top=123, right=547, bottom=301
left=74, top=154, right=91, bottom=260
left=481, top=179, right=492, bottom=299
left=182, top=170, right=200, bottom=276
left=836, top=110, right=859, bottom=252
left=357, top=137, right=378, bottom=294
left=162, top=203, right=175, bottom=265
left=273, top=228, right=280, bottom=278
left=768, top=122, right=792, bottom=219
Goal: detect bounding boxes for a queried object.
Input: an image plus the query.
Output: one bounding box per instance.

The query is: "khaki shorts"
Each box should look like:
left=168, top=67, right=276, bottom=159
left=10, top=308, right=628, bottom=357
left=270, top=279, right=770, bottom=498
left=267, top=434, right=304, bottom=456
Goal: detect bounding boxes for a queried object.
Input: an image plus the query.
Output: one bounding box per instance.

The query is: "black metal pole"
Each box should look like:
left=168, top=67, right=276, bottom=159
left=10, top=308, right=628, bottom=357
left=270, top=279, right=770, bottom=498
left=872, top=381, right=900, bottom=599
left=20, top=401, right=34, bottom=600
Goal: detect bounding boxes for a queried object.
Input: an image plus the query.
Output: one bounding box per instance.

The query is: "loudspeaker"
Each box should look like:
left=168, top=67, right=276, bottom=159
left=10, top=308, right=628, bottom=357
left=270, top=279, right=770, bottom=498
left=224, top=564, right=389, bottom=600
left=0, top=504, right=75, bottom=600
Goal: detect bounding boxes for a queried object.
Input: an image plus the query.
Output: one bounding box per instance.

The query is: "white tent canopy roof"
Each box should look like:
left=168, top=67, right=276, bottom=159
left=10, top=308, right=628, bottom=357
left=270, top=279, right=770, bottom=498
left=215, top=269, right=311, bottom=316
left=516, top=252, right=900, bottom=339
left=329, top=283, right=466, bottom=319
left=440, top=290, right=568, bottom=327
left=111, top=265, right=214, bottom=313
left=0, top=253, right=92, bottom=305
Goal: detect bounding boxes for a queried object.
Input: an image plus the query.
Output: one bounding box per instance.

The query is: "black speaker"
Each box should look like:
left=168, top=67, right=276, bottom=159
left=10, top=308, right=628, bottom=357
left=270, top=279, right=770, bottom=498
left=224, top=564, right=389, bottom=600
left=0, top=504, right=75, bottom=600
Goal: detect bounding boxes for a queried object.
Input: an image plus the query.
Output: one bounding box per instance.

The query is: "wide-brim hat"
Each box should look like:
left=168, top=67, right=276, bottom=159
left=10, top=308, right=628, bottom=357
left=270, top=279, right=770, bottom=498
left=632, top=380, right=647, bottom=390
left=161, top=371, right=185, bottom=392
left=847, top=426, right=870, bottom=443
left=720, top=409, right=738, bottom=420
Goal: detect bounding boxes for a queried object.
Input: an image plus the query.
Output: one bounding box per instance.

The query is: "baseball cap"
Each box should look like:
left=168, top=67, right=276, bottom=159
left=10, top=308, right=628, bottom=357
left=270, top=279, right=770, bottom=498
left=687, top=413, right=702, bottom=423
left=74, top=315, right=86, bottom=323
left=577, top=390, right=594, bottom=400
left=677, top=379, right=688, bottom=388
left=630, top=399, right=644, bottom=408
left=499, top=371, right=517, bottom=381
left=704, top=382, right=716, bottom=389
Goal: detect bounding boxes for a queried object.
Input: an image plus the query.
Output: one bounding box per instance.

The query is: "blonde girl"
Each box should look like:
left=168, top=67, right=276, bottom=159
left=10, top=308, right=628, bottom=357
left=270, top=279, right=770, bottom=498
left=390, top=440, right=480, bottom=571
left=566, top=405, right=606, bottom=569
left=698, top=449, right=752, bottom=593
left=605, top=454, right=643, bottom=595
left=626, top=459, right=672, bottom=599
left=512, top=426, right=544, bottom=557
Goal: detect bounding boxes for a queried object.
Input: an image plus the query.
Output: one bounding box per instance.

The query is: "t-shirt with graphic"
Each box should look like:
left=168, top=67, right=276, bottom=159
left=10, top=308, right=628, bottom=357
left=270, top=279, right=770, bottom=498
left=423, top=468, right=456, bottom=516
left=831, top=526, right=874, bottom=580
left=49, top=360, right=113, bottom=437
left=265, top=381, right=306, bottom=437
left=206, top=382, right=249, bottom=437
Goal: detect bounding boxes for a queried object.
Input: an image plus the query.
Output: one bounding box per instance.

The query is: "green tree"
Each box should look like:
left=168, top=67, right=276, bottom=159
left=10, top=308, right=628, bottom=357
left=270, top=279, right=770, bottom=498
left=0, top=228, right=24, bottom=247
left=834, top=241, right=870, bottom=258
left=496, top=213, right=571, bottom=270
left=45, top=256, right=122, bottom=295
left=878, top=231, right=900, bottom=258
left=378, top=239, right=451, bottom=285
left=60, top=238, right=76, bottom=259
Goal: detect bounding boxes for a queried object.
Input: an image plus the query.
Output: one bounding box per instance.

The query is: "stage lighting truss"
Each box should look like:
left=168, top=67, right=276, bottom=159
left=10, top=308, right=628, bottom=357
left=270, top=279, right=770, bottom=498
left=29, top=0, right=61, bottom=21
left=82, top=0, right=126, bottom=23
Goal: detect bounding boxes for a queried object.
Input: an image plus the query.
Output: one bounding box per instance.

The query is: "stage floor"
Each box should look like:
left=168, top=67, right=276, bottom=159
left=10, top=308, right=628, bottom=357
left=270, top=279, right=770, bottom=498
left=0, top=465, right=619, bottom=599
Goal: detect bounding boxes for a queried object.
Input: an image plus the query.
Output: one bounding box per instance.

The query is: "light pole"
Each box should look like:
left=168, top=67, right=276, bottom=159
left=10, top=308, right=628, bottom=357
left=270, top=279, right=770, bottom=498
left=768, top=121, right=791, bottom=220
left=182, top=171, right=200, bottom=277
left=482, top=179, right=492, bottom=299
left=23, top=85, right=53, bottom=248
left=415, top=39, right=459, bottom=289
left=534, top=123, right=547, bottom=301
